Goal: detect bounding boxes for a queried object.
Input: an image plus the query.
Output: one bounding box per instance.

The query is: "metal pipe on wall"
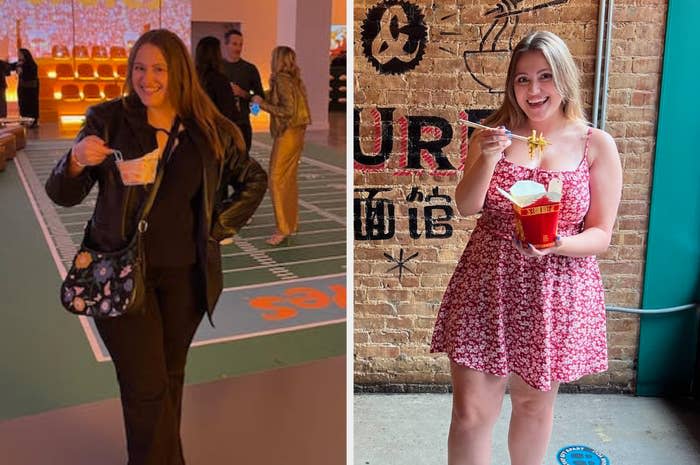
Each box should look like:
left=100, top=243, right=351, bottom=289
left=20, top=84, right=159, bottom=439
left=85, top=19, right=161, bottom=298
left=600, top=0, right=615, bottom=131
left=592, top=0, right=607, bottom=128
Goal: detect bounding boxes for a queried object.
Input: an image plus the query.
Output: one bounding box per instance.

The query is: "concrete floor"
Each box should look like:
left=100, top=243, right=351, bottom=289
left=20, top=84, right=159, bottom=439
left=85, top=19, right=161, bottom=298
left=354, top=393, right=700, bottom=465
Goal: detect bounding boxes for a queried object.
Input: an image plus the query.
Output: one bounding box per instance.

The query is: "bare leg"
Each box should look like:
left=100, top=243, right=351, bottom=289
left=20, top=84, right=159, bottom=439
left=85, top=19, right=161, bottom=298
left=508, top=374, right=560, bottom=465
left=448, top=362, right=508, bottom=465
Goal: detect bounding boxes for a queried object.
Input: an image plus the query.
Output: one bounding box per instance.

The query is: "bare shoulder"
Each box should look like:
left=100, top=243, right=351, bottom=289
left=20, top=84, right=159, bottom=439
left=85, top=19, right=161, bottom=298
left=587, top=127, right=619, bottom=166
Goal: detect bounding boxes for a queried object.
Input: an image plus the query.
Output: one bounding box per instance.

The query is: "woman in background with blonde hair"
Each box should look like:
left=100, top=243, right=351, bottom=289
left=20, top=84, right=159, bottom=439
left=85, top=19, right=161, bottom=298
left=252, top=45, right=311, bottom=246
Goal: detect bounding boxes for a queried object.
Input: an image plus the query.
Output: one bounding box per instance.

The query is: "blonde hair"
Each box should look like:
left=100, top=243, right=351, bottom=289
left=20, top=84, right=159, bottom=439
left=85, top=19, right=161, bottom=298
left=124, top=29, right=228, bottom=159
left=484, top=31, right=586, bottom=128
left=271, top=46, right=301, bottom=81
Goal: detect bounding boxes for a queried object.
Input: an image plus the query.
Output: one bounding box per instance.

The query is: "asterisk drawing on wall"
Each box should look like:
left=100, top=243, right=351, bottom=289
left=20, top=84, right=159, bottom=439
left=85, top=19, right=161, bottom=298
left=384, top=248, right=419, bottom=281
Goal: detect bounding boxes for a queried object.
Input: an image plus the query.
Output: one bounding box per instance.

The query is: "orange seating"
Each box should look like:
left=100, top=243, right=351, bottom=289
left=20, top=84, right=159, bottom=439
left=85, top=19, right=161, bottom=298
left=96, top=63, right=114, bottom=79
left=0, top=125, right=26, bottom=150
left=61, top=84, right=82, bottom=101
left=115, top=63, right=128, bottom=79
left=0, top=132, right=17, bottom=167
left=110, top=46, right=127, bottom=60
left=56, top=63, right=75, bottom=79
left=91, top=45, right=109, bottom=60
left=73, top=45, right=89, bottom=60
left=83, top=83, right=102, bottom=101
left=103, top=83, right=122, bottom=99
left=76, top=63, right=95, bottom=79
left=52, top=44, right=70, bottom=59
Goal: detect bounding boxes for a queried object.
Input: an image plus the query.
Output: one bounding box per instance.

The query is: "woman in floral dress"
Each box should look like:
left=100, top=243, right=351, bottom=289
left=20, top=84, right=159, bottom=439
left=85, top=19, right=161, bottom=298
left=430, top=31, right=622, bottom=465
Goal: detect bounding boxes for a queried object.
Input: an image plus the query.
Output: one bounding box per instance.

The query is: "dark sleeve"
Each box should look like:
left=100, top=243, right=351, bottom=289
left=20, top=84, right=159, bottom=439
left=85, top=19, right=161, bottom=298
left=211, top=123, right=267, bottom=240
left=251, top=64, right=264, bottom=98
left=44, top=106, right=104, bottom=207
left=209, top=73, right=239, bottom=123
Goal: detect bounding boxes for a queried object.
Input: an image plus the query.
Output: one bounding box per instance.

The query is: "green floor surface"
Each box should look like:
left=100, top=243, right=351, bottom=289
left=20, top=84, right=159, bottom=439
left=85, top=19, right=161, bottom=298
left=0, top=158, right=345, bottom=421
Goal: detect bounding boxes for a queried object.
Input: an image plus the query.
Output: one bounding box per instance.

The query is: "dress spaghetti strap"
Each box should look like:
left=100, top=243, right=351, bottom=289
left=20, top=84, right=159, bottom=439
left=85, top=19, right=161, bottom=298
left=582, top=127, right=594, bottom=167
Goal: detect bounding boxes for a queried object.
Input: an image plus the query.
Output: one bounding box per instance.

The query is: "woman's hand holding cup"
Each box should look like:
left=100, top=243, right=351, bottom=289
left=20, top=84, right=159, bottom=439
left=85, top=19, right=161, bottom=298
left=69, top=135, right=113, bottom=175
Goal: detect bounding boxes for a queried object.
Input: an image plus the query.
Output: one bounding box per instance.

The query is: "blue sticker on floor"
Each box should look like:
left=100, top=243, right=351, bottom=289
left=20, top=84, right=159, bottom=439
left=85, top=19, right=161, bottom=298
left=556, top=445, right=609, bottom=465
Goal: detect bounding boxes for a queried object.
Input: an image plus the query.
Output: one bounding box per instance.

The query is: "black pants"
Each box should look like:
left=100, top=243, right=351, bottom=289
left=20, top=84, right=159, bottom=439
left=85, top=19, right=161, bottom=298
left=237, top=122, right=252, bottom=154
left=18, top=85, right=39, bottom=124
left=96, top=266, right=204, bottom=465
left=0, top=88, right=7, bottom=118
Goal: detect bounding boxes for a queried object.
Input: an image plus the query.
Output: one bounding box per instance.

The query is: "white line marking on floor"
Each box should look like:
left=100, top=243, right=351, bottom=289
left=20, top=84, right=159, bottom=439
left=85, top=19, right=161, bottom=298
left=13, top=152, right=107, bottom=362
left=223, top=255, right=345, bottom=273
left=222, top=240, right=345, bottom=257
left=252, top=139, right=345, bottom=175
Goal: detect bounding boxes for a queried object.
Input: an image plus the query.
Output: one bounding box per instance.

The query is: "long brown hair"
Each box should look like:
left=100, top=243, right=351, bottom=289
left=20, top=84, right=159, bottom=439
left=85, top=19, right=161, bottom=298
left=484, top=31, right=586, bottom=129
left=195, top=36, right=224, bottom=77
left=124, top=29, right=227, bottom=159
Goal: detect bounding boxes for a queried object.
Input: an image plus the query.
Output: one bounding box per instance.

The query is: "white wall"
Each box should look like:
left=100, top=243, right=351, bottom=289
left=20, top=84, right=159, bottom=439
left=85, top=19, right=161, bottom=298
left=277, top=0, right=332, bottom=130
left=192, top=0, right=278, bottom=88
left=193, top=0, right=334, bottom=131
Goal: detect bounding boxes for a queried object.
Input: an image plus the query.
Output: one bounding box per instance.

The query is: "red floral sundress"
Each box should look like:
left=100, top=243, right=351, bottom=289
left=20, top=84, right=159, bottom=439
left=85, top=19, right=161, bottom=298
left=430, top=128, right=607, bottom=391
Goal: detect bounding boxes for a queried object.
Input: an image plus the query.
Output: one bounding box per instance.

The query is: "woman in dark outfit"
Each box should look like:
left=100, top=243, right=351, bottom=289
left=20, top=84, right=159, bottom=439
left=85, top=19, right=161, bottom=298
left=45, top=29, right=267, bottom=465
left=12, top=48, right=39, bottom=127
left=195, top=36, right=239, bottom=124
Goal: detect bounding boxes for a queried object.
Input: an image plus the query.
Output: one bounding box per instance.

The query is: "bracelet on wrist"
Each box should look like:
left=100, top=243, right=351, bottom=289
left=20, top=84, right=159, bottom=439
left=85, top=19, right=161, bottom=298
left=72, top=150, right=86, bottom=168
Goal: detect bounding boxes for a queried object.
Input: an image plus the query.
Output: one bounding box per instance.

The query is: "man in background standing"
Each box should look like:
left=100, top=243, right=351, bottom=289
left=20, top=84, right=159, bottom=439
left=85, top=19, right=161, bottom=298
left=223, top=29, right=264, bottom=153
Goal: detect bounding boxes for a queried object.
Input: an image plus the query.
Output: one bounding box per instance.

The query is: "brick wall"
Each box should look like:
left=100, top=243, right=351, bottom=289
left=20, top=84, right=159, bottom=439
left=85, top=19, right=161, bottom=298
left=353, top=0, right=667, bottom=393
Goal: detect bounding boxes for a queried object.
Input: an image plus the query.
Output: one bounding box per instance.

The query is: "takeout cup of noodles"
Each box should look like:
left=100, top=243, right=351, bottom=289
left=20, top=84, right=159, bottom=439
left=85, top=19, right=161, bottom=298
left=497, top=179, right=563, bottom=249
left=114, top=148, right=159, bottom=186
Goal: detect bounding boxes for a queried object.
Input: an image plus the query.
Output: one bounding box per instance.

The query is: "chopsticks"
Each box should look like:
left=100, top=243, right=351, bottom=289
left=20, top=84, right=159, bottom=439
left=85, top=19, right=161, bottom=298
left=462, top=120, right=549, bottom=159
left=461, top=120, right=529, bottom=143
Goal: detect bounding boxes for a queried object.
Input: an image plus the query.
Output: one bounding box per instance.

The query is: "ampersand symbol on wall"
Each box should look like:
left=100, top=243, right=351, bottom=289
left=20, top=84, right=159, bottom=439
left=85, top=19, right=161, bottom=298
left=361, top=0, right=427, bottom=75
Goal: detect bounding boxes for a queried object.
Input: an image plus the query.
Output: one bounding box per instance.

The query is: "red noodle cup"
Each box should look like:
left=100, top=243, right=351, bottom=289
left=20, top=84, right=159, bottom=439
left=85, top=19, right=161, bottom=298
left=497, top=179, right=562, bottom=249
left=512, top=196, right=560, bottom=249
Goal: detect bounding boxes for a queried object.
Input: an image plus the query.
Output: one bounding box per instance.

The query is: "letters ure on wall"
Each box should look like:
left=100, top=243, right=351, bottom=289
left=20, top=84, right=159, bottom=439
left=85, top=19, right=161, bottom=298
left=355, top=0, right=574, bottom=274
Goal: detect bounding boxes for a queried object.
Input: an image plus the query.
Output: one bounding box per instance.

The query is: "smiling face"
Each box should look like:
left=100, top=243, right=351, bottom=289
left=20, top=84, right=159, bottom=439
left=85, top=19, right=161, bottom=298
left=131, top=43, right=172, bottom=111
left=512, top=50, right=564, bottom=123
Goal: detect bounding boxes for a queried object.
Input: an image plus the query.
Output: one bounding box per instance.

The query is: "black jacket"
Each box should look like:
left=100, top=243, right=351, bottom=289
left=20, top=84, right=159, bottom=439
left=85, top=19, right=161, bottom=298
left=200, top=68, right=240, bottom=124
left=45, top=97, right=267, bottom=320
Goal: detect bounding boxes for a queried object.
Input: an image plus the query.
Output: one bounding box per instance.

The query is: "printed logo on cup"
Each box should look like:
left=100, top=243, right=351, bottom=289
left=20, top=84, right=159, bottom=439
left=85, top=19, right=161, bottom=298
left=556, top=445, right=609, bottom=465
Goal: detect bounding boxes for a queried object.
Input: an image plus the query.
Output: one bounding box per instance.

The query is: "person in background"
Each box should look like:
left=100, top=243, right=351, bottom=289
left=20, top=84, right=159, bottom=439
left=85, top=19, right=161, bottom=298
left=0, top=58, right=11, bottom=118
left=252, top=46, right=311, bottom=246
left=45, top=29, right=267, bottom=465
left=430, top=31, right=622, bottom=465
left=222, top=29, right=264, bottom=153
left=195, top=36, right=238, bottom=124
left=11, top=48, right=39, bottom=127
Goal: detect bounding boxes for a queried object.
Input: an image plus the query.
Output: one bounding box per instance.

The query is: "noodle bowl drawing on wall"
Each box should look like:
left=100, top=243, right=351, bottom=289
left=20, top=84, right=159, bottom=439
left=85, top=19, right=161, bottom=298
left=461, top=0, right=569, bottom=93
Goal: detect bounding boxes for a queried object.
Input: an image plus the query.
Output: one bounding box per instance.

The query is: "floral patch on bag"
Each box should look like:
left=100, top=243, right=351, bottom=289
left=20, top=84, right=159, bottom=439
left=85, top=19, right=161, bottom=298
left=61, top=242, right=144, bottom=318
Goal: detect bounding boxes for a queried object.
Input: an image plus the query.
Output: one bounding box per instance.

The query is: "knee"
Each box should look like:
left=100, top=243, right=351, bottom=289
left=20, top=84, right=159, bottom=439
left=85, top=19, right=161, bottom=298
left=119, top=379, right=168, bottom=405
left=116, top=367, right=168, bottom=402
left=510, top=395, right=554, bottom=420
left=451, top=398, right=500, bottom=431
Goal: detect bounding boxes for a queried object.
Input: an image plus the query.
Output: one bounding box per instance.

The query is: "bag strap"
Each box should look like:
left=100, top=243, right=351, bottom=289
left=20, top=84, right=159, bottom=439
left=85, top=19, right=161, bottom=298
left=134, top=116, right=181, bottom=234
